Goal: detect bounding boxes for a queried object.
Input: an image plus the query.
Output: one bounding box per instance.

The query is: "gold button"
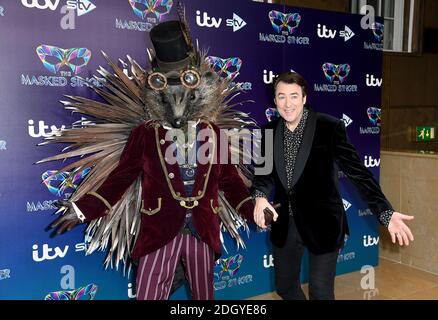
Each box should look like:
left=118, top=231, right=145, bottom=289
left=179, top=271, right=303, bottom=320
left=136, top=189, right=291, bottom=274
left=168, top=173, right=174, bottom=179
left=203, top=173, right=207, bottom=177
left=176, top=192, right=181, bottom=196
left=160, top=139, right=165, bottom=145
left=198, top=191, right=202, bottom=195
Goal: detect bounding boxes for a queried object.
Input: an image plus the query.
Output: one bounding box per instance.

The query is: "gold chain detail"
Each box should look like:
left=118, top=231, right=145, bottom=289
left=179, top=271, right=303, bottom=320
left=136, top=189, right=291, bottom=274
left=154, top=122, right=216, bottom=208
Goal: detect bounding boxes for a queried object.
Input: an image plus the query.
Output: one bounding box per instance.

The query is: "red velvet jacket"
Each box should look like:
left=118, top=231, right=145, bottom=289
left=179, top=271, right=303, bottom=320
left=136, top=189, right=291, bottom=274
left=75, top=121, right=254, bottom=258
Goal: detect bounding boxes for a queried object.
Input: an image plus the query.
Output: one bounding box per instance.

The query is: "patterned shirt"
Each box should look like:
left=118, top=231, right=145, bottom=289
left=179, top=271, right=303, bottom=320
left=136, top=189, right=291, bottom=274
left=284, top=111, right=308, bottom=189
left=283, top=109, right=309, bottom=215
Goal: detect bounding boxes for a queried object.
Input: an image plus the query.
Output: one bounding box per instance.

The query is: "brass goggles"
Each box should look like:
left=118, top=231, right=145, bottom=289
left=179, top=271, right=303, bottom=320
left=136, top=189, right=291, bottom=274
left=147, top=68, right=201, bottom=91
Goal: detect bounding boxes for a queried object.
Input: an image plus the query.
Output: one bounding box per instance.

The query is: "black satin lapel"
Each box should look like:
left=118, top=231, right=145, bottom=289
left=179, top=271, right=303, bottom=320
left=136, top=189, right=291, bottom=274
left=290, top=109, right=316, bottom=187
left=274, top=118, right=288, bottom=191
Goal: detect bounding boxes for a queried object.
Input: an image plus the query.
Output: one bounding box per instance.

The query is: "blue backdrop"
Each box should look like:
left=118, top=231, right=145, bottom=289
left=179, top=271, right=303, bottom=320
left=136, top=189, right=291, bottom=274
left=0, top=0, right=384, bottom=300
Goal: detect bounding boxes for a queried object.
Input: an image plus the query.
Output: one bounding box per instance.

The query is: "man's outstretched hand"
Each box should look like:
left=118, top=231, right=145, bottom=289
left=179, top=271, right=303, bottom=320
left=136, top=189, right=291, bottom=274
left=387, top=211, right=414, bottom=246
left=46, top=200, right=82, bottom=237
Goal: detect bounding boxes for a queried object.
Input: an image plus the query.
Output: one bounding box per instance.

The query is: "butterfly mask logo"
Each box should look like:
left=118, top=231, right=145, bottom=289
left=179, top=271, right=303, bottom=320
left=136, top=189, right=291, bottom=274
left=367, top=107, right=381, bottom=126
left=214, top=254, right=243, bottom=280
left=314, top=63, right=357, bottom=93
left=269, top=10, right=301, bottom=34
left=128, top=0, right=173, bottom=21
left=322, top=63, right=351, bottom=84
left=265, top=108, right=280, bottom=122
left=42, top=168, right=91, bottom=197
left=206, top=56, right=242, bottom=80
left=372, top=22, right=384, bottom=43
left=36, top=45, right=92, bottom=75
left=45, top=283, right=98, bottom=300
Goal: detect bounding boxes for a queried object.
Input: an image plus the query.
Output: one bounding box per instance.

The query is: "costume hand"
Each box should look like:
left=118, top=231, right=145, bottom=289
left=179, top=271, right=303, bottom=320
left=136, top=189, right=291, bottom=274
left=387, top=212, right=414, bottom=246
left=47, top=200, right=82, bottom=237
left=254, top=197, right=278, bottom=229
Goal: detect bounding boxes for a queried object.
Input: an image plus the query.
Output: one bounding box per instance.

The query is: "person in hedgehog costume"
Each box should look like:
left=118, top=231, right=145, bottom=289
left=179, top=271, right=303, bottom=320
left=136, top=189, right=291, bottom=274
left=41, top=19, right=258, bottom=300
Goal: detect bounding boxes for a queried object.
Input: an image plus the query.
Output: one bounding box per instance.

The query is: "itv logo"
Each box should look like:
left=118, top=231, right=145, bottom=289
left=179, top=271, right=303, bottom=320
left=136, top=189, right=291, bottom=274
left=32, top=244, right=69, bottom=262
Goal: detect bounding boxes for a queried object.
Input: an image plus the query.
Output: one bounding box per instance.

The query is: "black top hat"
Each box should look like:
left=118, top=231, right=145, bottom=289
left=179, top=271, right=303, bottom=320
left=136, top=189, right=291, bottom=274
left=149, top=20, right=195, bottom=73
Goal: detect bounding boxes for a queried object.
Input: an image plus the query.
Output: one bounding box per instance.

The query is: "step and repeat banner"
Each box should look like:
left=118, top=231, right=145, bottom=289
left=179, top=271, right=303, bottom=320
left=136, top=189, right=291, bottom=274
left=0, top=0, right=384, bottom=300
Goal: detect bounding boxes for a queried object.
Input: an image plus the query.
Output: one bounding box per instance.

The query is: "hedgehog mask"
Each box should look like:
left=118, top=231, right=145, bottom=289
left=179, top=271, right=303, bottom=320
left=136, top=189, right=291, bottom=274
left=145, top=20, right=229, bottom=131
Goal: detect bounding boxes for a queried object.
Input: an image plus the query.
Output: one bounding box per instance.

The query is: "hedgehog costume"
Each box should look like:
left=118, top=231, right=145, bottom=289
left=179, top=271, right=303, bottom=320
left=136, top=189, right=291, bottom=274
left=40, top=16, right=257, bottom=300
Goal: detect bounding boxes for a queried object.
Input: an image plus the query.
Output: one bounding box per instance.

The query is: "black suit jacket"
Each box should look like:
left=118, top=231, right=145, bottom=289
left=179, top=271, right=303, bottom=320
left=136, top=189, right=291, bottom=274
left=252, top=108, right=393, bottom=254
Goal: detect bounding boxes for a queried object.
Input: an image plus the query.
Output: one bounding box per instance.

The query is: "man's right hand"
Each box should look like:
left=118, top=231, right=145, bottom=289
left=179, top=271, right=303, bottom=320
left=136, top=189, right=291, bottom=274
left=254, top=197, right=279, bottom=229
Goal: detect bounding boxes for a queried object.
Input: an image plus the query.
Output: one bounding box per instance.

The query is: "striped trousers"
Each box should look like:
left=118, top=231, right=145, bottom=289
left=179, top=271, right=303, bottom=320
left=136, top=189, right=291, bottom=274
left=135, top=233, right=215, bottom=300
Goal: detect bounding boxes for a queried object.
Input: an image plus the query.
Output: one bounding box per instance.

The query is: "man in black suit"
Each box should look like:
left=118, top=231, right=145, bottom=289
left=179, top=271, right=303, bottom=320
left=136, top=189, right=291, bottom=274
left=252, top=71, right=414, bottom=300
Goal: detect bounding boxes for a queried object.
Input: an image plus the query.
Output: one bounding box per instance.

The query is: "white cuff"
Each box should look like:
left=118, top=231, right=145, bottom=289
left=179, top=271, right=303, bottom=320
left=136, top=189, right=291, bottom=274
left=71, top=202, right=86, bottom=223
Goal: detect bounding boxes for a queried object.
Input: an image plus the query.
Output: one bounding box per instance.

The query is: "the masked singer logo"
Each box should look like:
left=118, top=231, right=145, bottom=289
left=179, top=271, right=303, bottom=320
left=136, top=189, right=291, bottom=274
left=128, top=0, right=173, bottom=21
left=364, top=21, right=384, bottom=50
left=338, top=234, right=350, bottom=254
left=214, top=254, right=243, bottom=280
left=314, top=62, right=357, bottom=93
left=360, top=107, right=381, bottom=135
left=45, top=283, right=98, bottom=300
left=42, top=168, right=91, bottom=197
left=214, top=254, right=252, bottom=290
left=322, top=63, right=351, bottom=84
left=367, top=107, right=381, bottom=126
left=36, top=45, right=91, bottom=75
left=338, top=234, right=355, bottom=262
left=206, top=56, right=242, bottom=80
left=260, top=10, right=308, bottom=45
left=116, top=0, right=172, bottom=32
left=265, top=108, right=280, bottom=122
left=372, top=22, right=384, bottom=43
left=22, top=46, right=99, bottom=87
left=269, top=10, right=301, bottom=34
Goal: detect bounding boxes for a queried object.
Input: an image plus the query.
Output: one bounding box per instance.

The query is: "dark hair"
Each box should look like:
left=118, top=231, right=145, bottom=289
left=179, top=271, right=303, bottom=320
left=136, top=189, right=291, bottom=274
left=273, top=71, right=308, bottom=98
